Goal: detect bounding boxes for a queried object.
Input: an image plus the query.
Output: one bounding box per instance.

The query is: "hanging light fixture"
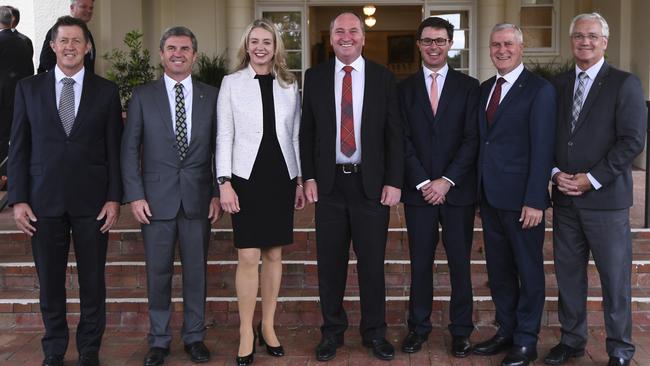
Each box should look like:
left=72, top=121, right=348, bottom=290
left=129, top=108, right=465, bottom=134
left=363, top=5, right=376, bottom=16
left=364, top=16, right=376, bottom=28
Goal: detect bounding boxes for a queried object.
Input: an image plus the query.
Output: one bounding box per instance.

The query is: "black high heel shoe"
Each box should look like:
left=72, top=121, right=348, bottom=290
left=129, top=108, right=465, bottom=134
left=236, top=327, right=256, bottom=366
left=257, top=321, right=285, bottom=357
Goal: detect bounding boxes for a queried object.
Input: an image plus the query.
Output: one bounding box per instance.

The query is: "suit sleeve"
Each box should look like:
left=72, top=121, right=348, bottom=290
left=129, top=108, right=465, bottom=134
left=589, top=75, right=646, bottom=186
left=443, top=79, right=480, bottom=186
left=210, top=87, right=219, bottom=198
left=215, top=76, right=234, bottom=178
left=291, top=83, right=302, bottom=177
left=37, top=29, right=55, bottom=74
left=120, top=87, right=146, bottom=203
left=7, top=80, right=31, bottom=205
left=105, top=83, right=123, bottom=202
left=400, top=81, right=430, bottom=189
left=383, top=71, right=404, bottom=189
left=299, top=68, right=316, bottom=181
left=524, top=81, right=556, bottom=209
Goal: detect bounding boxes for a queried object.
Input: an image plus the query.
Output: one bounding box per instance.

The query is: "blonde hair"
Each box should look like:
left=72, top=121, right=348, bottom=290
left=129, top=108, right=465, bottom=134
left=234, top=18, right=296, bottom=87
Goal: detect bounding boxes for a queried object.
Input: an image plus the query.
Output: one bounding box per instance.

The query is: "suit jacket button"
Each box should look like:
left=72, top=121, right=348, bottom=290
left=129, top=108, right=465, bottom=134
left=568, top=141, right=574, bottom=146
left=485, top=141, right=490, bottom=145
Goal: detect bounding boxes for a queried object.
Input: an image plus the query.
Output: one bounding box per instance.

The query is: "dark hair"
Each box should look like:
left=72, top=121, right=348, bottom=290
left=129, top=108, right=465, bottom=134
left=159, top=26, right=198, bottom=52
left=416, top=16, right=454, bottom=40
left=0, top=6, right=12, bottom=27
left=329, top=11, right=365, bottom=35
left=51, top=15, right=90, bottom=43
left=6, top=5, right=19, bottom=27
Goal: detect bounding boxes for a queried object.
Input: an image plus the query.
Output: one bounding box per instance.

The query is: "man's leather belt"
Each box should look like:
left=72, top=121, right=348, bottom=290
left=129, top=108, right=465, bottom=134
left=336, top=163, right=361, bottom=174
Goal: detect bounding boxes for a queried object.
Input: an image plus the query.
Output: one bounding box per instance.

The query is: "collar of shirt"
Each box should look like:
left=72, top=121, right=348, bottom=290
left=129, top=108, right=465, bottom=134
left=422, top=63, right=448, bottom=80
left=54, top=65, right=85, bottom=117
left=54, top=65, right=85, bottom=85
left=496, top=62, right=524, bottom=86
left=576, top=57, right=604, bottom=81
left=163, top=73, right=193, bottom=143
left=163, top=73, right=192, bottom=95
left=423, top=63, right=448, bottom=99
left=335, top=55, right=365, bottom=75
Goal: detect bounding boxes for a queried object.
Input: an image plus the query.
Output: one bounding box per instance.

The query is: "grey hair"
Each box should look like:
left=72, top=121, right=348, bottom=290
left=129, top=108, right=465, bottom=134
left=491, top=23, right=524, bottom=44
left=0, top=6, right=12, bottom=27
left=159, top=26, right=198, bottom=52
left=70, top=0, right=94, bottom=4
left=569, top=12, right=609, bottom=38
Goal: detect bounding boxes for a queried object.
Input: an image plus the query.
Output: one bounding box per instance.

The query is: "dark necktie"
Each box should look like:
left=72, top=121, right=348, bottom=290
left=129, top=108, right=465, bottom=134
left=486, top=77, right=506, bottom=127
left=571, top=72, right=588, bottom=133
left=174, top=83, right=189, bottom=160
left=59, top=77, right=76, bottom=136
left=340, top=65, right=356, bottom=157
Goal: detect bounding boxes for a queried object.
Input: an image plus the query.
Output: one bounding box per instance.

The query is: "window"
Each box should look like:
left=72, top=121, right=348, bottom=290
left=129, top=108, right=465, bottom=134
left=261, top=9, right=304, bottom=88
left=520, top=0, right=558, bottom=54
left=426, top=1, right=477, bottom=77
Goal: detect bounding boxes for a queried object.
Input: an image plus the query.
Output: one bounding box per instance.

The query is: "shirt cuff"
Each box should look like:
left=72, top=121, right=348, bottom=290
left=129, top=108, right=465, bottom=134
left=551, top=167, right=561, bottom=185
left=416, top=179, right=431, bottom=190
left=442, top=176, right=455, bottom=187
left=587, top=173, right=602, bottom=190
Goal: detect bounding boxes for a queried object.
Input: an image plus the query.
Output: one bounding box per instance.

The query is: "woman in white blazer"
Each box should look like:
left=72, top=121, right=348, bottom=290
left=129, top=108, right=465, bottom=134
left=215, top=18, right=304, bottom=366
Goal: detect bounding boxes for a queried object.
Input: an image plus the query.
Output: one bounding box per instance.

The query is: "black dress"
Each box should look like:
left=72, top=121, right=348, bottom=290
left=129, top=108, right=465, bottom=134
left=231, top=74, right=296, bottom=248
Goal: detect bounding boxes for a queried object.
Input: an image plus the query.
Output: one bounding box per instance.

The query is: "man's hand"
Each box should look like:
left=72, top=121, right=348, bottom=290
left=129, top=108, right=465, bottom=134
left=381, top=185, right=401, bottom=206
left=130, top=199, right=152, bottom=225
left=294, top=184, right=306, bottom=210
left=520, top=205, right=543, bottom=229
left=219, top=182, right=240, bottom=214
left=553, top=171, right=591, bottom=196
left=97, top=201, right=120, bottom=233
left=208, top=197, right=222, bottom=224
left=421, top=178, right=451, bottom=205
left=304, top=180, right=318, bottom=204
left=570, top=173, right=592, bottom=194
left=13, top=202, right=37, bottom=236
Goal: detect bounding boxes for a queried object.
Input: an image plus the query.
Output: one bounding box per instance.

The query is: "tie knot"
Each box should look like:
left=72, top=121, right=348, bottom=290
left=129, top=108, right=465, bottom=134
left=578, top=71, right=588, bottom=81
left=431, top=72, right=438, bottom=80
left=175, top=83, right=183, bottom=91
left=496, top=77, right=506, bottom=86
left=343, top=65, right=353, bottom=74
left=62, top=77, right=75, bottom=86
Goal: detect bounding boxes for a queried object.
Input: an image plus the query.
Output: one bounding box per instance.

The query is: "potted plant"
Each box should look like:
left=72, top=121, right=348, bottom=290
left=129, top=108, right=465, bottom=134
left=193, top=52, right=228, bottom=88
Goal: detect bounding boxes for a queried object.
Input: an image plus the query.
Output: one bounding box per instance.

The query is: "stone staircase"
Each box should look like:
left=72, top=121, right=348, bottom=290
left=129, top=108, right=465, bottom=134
left=2, top=204, right=650, bottom=331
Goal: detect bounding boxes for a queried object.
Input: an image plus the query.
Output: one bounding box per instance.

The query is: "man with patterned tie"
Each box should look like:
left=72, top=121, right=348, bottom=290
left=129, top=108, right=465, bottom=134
left=397, top=16, right=479, bottom=358
left=121, top=26, right=221, bottom=366
left=8, top=16, right=122, bottom=366
left=299, top=12, right=403, bottom=362
left=472, top=24, right=556, bottom=366
left=544, top=13, right=645, bottom=366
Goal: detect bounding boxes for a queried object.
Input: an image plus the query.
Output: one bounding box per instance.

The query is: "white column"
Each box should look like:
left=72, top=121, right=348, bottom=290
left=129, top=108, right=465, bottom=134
left=225, top=0, right=253, bottom=70
left=477, top=0, right=505, bottom=81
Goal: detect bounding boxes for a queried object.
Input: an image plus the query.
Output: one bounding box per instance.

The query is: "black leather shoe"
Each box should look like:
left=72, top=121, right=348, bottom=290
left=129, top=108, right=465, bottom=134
left=473, top=335, right=513, bottom=356
left=607, top=357, right=631, bottom=366
left=363, top=338, right=395, bottom=361
left=543, top=343, right=584, bottom=365
left=42, top=355, right=65, bottom=366
left=316, top=337, right=343, bottom=361
left=77, top=352, right=99, bottom=366
left=501, top=345, right=537, bottom=366
left=143, top=347, right=169, bottom=366
left=401, top=331, right=427, bottom=353
left=257, top=321, right=284, bottom=357
left=236, top=328, right=257, bottom=366
left=184, top=341, right=210, bottom=363
left=451, top=335, right=472, bottom=358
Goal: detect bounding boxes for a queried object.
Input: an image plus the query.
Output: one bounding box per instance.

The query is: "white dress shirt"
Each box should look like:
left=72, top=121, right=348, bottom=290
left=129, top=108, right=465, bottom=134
left=334, top=56, right=364, bottom=164
left=163, top=73, right=193, bottom=144
left=54, top=65, right=84, bottom=116
left=551, top=57, right=605, bottom=190
left=486, top=62, right=524, bottom=108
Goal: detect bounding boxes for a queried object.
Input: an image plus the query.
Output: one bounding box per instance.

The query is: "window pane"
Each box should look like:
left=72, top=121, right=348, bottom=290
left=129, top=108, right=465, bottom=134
left=522, top=28, right=552, bottom=48
left=521, top=0, right=553, bottom=5
left=451, top=30, right=468, bottom=49
left=448, top=50, right=470, bottom=70
left=281, top=31, right=301, bottom=50
left=262, top=12, right=301, bottom=32
left=430, top=10, right=469, bottom=29
left=286, top=52, right=302, bottom=69
left=521, top=7, right=552, bottom=27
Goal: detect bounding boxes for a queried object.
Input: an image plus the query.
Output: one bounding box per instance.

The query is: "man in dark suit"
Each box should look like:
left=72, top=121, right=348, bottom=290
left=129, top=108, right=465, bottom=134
left=472, top=24, right=555, bottom=366
left=38, top=0, right=96, bottom=74
left=121, top=26, right=221, bottom=366
left=300, top=12, right=403, bottom=362
left=8, top=16, right=122, bottom=366
left=398, top=16, right=479, bottom=357
left=7, top=5, right=34, bottom=56
left=0, top=6, right=33, bottom=179
left=543, top=13, right=646, bottom=366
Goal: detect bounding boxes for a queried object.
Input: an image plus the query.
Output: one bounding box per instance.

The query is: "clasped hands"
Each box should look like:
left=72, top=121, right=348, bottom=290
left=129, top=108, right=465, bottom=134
left=553, top=171, right=592, bottom=196
left=420, top=178, right=451, bottom=205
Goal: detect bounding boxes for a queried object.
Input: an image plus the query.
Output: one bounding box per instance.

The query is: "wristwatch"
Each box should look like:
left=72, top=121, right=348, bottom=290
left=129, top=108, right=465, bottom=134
left=217, top=176, right=231, bottom=185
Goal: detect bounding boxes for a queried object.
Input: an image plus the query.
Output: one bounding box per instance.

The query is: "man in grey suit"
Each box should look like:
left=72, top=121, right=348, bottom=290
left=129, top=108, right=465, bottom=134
left=121, top=26, right=221, bottom=366
left=543, top=13, right=646, bottom=366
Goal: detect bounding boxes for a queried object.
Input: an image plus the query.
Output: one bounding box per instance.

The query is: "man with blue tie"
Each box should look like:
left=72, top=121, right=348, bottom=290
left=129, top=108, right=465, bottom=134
left=472, top=23, right=555, bottom=366
left=398, top=16, right=479, bottom=357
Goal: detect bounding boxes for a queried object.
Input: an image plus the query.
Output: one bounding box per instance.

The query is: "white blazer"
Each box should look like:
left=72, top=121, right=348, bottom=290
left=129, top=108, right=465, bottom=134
left=216, top=65, right=301, bottom=180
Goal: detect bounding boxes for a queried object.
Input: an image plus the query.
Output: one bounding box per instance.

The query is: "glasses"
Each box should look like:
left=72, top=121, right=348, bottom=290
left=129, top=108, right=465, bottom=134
left=571, top=33, right=605, bottom=42
left=418, top=37, right=450, bottom=46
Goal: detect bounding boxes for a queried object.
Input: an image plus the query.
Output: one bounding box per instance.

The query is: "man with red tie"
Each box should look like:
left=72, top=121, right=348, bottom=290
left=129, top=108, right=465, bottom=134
left=472, top=24, right=556, bottom=366
left=299, top=11, right=404, bottom=362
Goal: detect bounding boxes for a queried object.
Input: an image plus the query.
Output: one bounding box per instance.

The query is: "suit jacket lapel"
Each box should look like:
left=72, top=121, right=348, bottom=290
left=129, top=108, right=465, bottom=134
left=434, top=68, right=457, bottom=122
left=188, top=81, right=206, bottom=154
left=153, top=78, right=175, bottom=138
left=69, top=71, right=96, bottom=136
left=414, top=70, right=435, bottom=123
left=492, top=69, right=529, bottom=124
left=562, top=71, right=576, bottom=134
left=326, top=59, right=337, bottom=138
left=478, top=76, right=493, bottom=138
left=572, top=62, right=609, bottom=135
left=44, top=71, right=62, bottom=133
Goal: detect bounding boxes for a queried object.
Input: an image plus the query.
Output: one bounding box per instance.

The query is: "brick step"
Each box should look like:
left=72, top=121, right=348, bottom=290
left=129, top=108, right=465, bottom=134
left=2, top=229, right=650, bottom=261
left=2, top=259, right=650, bottom=292
left=2, top=287, right=650, bottom=330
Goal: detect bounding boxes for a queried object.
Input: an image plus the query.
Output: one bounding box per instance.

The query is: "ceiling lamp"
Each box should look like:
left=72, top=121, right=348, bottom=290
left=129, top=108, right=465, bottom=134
left=364, top=16, right=376, bottom=28
left=363, top=5, right=376, bottom=16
